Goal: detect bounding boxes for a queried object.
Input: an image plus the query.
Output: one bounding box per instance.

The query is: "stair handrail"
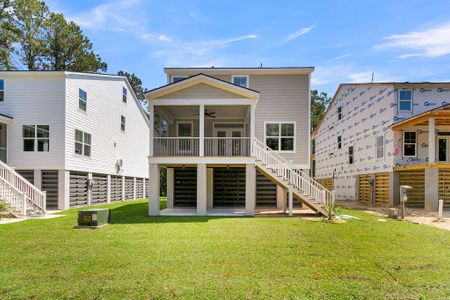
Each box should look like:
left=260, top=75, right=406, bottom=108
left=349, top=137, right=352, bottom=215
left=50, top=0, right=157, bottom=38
left=0, top=176, right=27, bottom=215
left=0, top=160, right=46, bottom=213
left=253, top=138, right=335, bottom=212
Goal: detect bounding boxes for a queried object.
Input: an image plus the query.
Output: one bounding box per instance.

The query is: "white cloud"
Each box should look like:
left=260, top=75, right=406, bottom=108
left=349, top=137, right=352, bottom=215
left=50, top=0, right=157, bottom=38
left=141, top=33, right=259, bottom=66
left=329, top=54, right=350, bottom=61
left=282, top=26, right=314, bottom=43
left=67, top=0, right=143, bottom=31
left=374, top=22, right=450, bottom=58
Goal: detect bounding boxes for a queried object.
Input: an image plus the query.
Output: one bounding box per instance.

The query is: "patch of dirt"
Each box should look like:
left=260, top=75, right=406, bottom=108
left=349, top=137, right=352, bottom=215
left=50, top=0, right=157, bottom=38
left=336, top=200, right=450, bottom=231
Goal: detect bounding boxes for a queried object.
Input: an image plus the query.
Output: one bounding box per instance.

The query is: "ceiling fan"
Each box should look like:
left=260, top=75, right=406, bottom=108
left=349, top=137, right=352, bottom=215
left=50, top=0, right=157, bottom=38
left=205, top=109, right=216, bottom=118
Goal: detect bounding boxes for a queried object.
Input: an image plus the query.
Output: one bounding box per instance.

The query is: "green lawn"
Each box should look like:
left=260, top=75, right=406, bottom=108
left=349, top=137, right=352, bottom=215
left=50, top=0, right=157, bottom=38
left=1, top=200, right=450, bottom=299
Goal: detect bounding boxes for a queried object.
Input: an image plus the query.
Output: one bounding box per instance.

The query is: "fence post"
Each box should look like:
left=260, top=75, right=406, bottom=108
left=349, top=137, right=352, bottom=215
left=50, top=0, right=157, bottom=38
left=21, top=192, right=27, bottom=216
left=43, top=191, right=47, bottom=214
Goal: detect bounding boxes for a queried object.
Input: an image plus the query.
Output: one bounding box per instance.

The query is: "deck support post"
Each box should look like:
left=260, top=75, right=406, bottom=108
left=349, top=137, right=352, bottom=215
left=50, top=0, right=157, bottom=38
left=166, top=168, right=174, bottom=208
left=199, top=104, right=205, bottom=157
left=288, top=188, right=293, bottom=216
left=429, top=116, right=436, bottom=163
left=148, top=164, right=160, bottom=216
left=197, top=164, right=207, bottom=215
left=389, top=171, right=399, bottom=207
left=245, top=164, right=256, bottom=216
left=425, top=167, right=439, bottom=211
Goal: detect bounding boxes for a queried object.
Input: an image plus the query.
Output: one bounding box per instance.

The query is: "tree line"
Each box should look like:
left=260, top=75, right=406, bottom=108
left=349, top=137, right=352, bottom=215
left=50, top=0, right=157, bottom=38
left=0, top=0, right=107, bottom=72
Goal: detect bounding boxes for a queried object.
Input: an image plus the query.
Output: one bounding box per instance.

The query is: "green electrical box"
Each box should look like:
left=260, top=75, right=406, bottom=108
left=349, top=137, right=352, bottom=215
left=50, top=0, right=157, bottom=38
left=77, top=208, right=110, bottom=227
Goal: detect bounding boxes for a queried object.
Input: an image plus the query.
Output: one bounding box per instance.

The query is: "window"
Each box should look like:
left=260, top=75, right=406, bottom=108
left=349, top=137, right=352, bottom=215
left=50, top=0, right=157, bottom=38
left=337, top=136, right=342, bottom=149
left=79, top=89, right=87, bottom=111
left=75, top=129, right=91, bottom=157
left=403, top=131, right=417, bottom=157
left=398, top=89, right=412, bottom=112
left=376, top=135, right=384, bottom=159
left=0, top=79, right=4, bottom=101
left=265, top=122, right=295, bottom=151
left=23, top=125, right=49, bottom=152
left=232, top=75, right=249, bottom=88
left=337, top=106, right=342, bottom=120
left=348, top=146, right=354, bottom=164
left=172, top=76, right=187, bottom=83
left=121, top=115, right=126, bottom=131
left=122, top=87, right=127, bottom=103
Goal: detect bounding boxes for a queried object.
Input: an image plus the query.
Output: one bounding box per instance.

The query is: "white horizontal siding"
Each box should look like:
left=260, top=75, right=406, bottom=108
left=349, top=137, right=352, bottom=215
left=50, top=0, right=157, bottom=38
left=65, top=74, right=149, bottom=178
left=0, top=73, right=66, bottom=169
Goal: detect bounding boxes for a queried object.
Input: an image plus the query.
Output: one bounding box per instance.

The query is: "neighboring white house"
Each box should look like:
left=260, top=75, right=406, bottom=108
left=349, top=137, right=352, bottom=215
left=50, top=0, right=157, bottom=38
left=0, top=71, right=149, bottom=214
left=312, top=82, right=450, bottom=211
left=146, top=67, right=334, bottom=217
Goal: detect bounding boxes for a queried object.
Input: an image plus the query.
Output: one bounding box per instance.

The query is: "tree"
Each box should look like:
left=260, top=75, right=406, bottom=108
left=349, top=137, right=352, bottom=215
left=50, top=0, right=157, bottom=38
left=0, top=0, right=19, bottom=70
left=12, top=0, right=48, bottom=70
left=117, top=71, right=146, bottom=106
left=44, top=13, right=107, bottom=72
left=311, top=90, right=332, bottom=131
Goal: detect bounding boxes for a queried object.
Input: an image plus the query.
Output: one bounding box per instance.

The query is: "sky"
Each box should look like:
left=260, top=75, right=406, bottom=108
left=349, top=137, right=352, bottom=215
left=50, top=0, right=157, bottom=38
left=47, top=0, right=450, bottom=96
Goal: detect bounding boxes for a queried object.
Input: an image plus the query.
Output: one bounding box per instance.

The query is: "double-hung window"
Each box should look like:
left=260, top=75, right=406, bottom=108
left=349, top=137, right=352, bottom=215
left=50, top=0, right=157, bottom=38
left=265, top=122, right=295, bottom=151
left=0, top=79, right=4, bottom=101
left=79, top=89, right=87, bottom=111
left=348, top=146, right=354, bottom=164
left=376, top=135, right=384, bottom=159
left=121, top=115, right=126, bottom=132
left=23, top=125, right=49, bottom=152
left=337, top=106, right=342, bottom=120
left=398, top=89, right=412, bottom=112
left=337, top=135, right=342, bottom=149
left=232, top=75, right=249, bottom=88
left=403, top=132, right=417, bottom=157
left=122, top=87, right=127, bottom=103
left=75, top=129, right=91, bottom=157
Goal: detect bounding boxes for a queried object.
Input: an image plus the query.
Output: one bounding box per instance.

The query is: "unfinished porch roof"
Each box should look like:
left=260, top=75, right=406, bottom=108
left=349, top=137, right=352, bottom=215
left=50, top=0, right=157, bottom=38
left=390, top=104, right=450, bottom=130
left=145, top=73, right=260, bottom=100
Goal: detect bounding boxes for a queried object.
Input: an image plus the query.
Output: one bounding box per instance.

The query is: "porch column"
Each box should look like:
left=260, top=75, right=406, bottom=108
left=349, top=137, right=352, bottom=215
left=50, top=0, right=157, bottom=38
left=245, top=164, right=256, bottom=215
left=199, top=104, right=205, bottom=157
left=250, top=104, right=256, bottom=155
left=149, top=104, right=154, bottom=157
left=197, top=164, right=207, bottom=215
left=388, top=171, right=400, bottom=207
left=166, top=168, right=174, bottom=209
left=429, top=116, right=435, bottom=163
left=288, top=188, right=294, bottom=216
left=148, top=163, right=160, bottom=216
left=425, top=167, right=439, bottom=211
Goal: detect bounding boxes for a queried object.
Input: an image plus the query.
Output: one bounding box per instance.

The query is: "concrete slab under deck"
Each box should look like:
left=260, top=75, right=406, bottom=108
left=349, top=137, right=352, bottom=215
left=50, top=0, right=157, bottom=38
left=159, top=208, right=246, bottom=216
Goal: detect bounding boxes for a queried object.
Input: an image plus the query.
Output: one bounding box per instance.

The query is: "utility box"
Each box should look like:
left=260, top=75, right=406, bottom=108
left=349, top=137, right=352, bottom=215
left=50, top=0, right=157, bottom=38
left=77, top=208, right=110, bottom=227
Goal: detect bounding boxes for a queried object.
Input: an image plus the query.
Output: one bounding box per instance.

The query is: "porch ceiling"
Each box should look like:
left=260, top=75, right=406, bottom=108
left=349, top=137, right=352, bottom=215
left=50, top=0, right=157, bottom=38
left=156, top=105, right=249, bottom=119
left=390, top=105, right=450, bottom=130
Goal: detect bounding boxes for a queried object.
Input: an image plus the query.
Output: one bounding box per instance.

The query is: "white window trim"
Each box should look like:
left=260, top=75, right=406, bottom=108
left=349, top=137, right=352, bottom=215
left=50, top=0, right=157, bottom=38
left=0, top=79, right=4, bottom=102
left=74, top=129, right=92, bottom=157
left=120, top=115, right=126, bottom=132
left=78, top=88, right=87, bottom=112
left=263, top=121, right=296, bottom=153
left=375, top=135, right=385, bottom=160
left=231, top=75, right=249, bottom=88
left=398, top=89, right=413, bottom=113
left=23, top=125, right=50, bottom=152
left=122, top=87, right=127, bottom=103
left=171, top=76, right=188, bottom=83
left=402, top=131, right=417, bottom=158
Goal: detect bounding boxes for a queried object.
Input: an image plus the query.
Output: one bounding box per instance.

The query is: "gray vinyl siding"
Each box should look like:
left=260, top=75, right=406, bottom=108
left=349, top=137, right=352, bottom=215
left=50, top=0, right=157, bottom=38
left=159, top=83, right=242, bottom=99
left=251, top=74, right=310, bottom=166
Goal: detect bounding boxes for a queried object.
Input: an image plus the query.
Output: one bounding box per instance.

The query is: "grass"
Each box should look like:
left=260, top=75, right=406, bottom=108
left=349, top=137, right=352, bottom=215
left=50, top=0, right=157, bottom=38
left=0, top=200, right=450, bottom=299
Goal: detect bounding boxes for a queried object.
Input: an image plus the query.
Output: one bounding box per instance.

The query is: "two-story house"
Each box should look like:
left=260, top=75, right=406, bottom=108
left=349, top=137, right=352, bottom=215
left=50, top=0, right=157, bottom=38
left=0, top=71, right=149, bottom=215
left=312, top=82, right=450, bottom=211
left=146, top=67, right=333, bottom=217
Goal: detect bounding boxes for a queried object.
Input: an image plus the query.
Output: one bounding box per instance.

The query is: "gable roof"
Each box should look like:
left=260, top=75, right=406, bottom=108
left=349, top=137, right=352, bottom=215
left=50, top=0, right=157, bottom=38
left=164, top=67, right=315, bottom=76
left=145, top=73, right=260, bottom=100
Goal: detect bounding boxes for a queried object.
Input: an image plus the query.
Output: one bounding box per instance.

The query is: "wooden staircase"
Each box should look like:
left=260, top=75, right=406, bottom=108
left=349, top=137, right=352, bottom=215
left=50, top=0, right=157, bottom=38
left=0, top=161, right=46, bottom=218
left=252, top=138, right=334, bottom=217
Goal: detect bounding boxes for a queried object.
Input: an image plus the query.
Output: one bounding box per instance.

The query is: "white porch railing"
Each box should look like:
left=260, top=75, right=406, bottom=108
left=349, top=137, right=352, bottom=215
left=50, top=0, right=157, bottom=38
left=153, top=137, right=200, bottom=157
left=205, top=137, right=251, bottom=156
left=0, top=160, right=46, bottom=215
left=253, top=137, right=334, bottom=215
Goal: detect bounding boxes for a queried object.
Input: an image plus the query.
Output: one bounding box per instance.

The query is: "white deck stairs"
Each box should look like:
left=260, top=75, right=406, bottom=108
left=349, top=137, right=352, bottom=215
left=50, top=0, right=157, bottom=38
left=0, top=160, right=46, bottom=218
left=252, top=138, right=334, bottom=217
